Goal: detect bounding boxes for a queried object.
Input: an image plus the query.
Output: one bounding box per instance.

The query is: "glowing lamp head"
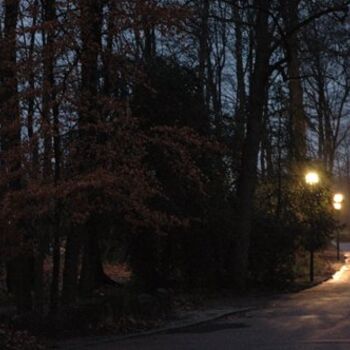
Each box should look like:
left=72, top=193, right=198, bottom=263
left=305, top=172, right=320, bottom=185
left=333, top=202, right=342, bottom=210
left=333, top=193, right=344, bottom=204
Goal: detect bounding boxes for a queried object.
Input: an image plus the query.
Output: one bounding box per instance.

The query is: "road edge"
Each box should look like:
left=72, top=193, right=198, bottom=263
left=56, top=307, right=255, bottom=349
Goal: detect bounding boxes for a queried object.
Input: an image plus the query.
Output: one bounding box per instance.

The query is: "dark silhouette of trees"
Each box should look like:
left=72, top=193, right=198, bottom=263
left=0, top=0, right=348, bottom=321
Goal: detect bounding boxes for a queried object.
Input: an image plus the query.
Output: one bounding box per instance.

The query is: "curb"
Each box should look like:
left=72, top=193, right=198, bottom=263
left=57, top=307, right=255, bottom=349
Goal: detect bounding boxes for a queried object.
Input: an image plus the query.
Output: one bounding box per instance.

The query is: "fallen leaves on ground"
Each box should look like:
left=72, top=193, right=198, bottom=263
left=0, top=325, right=46, bottom=350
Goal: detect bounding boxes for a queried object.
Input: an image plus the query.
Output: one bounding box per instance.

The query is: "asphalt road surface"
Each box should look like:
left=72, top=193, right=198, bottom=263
left=93, top=244, right=350, bottom=350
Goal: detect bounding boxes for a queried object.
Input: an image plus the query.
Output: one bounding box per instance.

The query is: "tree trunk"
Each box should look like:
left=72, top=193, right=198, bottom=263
left=232, top=1, right=247, bottom=173
left=61, top=226, right=81, bottom=304
left=1, top=0, right=34, bottom=314
left=33, top=233, right=46, bottom=314
left=26, top=0, right=39, bottom=169
left=41, top=0, right=56, bottom=179
left=77, top=0, right=104, bottom=294
left=39, top=0, right=59, bottom=313
left=198, top=0, right=210, bottom=110
left=50, top=215, right=61, bottom=312
left=233, top=0, right=271, bottom=291
left=282, top=0, right=307, bottom=161
left=79, top=220, right=105, bottom=295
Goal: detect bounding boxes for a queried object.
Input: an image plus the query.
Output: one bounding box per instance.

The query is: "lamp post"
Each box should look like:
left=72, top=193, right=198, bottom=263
left=333, top=193, right=344, bottom=261
left=305, top=171, right=320, bottom=282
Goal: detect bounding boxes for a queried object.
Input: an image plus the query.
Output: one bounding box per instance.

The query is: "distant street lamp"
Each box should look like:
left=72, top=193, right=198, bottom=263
left=334, top=193, right=344, bottom=204
left=333, top=202, right=342, bottom=211
left=333, top=193, right=344, bottom=261
left=304, top=171, right=320, bottom=283
left=305, top=171, right=320, bottom=186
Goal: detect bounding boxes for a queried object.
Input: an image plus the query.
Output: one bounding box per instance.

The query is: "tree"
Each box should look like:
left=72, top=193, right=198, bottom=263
left=233, top=0, right=272, bottom=291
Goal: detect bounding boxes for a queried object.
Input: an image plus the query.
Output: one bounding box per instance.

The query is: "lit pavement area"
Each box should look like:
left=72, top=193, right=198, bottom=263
left=92, top=244, right=350, bottom=350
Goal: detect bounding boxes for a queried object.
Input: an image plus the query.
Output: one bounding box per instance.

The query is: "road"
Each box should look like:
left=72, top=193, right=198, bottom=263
left=92, top=245, right=350, bottom=350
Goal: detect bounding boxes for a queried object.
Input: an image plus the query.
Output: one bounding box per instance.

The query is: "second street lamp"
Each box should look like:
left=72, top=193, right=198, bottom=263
left=334, top=193, right=344, bottom=204
left=333, top=202, right=342, bottom=211
left=333, top=193, right=344, bottom=261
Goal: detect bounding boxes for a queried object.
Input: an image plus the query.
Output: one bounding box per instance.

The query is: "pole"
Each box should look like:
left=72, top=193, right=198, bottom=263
left=333, top=193, right=344, bottom=260
left=337, top=230, right=340, bottom=261
left=310, top=250, right=314, bottom=282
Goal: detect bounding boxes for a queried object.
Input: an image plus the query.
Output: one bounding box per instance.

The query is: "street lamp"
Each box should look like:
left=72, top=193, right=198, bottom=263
left=333, top=193, right=344, bottom=261
left=304, top=171, right=320, bottom=283
left=333, top=202, right=342, bottom=211
left=305, top=171, right=320, bottom=185
left=334, top=193, right=344, bottom=204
